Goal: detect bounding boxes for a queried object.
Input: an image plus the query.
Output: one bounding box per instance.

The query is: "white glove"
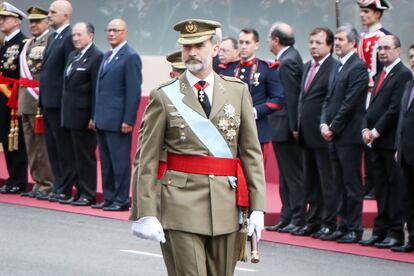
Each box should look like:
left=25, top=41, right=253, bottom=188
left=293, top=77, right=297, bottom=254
left=131, top=216, right=166, bottom=243
left=247, top=210, right=264, bottom=241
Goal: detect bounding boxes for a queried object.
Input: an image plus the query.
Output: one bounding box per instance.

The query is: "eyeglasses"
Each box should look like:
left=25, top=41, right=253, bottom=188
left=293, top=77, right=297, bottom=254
left=105, top=28, right=125, bottom=33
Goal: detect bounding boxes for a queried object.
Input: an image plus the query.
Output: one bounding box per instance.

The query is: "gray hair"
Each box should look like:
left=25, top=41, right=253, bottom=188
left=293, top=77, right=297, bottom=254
left=336, top=24, right=359, bottom=45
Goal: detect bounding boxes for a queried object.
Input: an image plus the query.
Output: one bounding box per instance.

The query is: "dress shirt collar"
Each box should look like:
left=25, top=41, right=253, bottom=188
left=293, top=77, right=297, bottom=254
left=111, top=41, right=127, bottom=56
left=54, top=23, right=69, bottom=36
left=186, top=69, right=215, bottom=88
left=312, top=53, right=331, bottom=67
left=339, top=50, right=356, bottom=66
left=276, top=46, right=290, bottom=60
left=5, top=29, right=20, bottom=42
left=384, top=58, right=401, bottom=75
left=79, top=42, right=93, bottom=57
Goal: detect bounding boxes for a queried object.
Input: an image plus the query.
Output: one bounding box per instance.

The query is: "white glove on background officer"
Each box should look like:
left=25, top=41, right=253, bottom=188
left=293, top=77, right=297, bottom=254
left=131, top=216, right=166, bottom=243
left=248, top=210, right=264, bottom=241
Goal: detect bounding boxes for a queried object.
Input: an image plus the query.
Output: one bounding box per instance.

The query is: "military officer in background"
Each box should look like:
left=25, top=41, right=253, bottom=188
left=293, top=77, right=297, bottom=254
left=217, top=36, right=239, bottom=73
left=221, top=28, right=284, bottom=163
left=131, top=19, right=266, bottom=276
left=166, top=50, right=185, bottom=78
left=18, top=6, right=54, bottom=199
left=0, top=2, right=28, bottom=194
left=357, top=0, right=392, bottom=200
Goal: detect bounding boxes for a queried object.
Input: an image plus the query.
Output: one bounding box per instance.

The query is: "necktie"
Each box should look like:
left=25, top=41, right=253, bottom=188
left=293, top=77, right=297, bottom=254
left=194, top=80, right=211, bottom=117
left=408, top=85, right=414, bottom=108
left=66, top=51, right=82, bottom=76
left=304, top=62, right=319, bottom=93
left=375, top=70, right=386, bottom=93
left=332, top=62, right=342, bottom=85
left=103, top=50, right=113, bottom=69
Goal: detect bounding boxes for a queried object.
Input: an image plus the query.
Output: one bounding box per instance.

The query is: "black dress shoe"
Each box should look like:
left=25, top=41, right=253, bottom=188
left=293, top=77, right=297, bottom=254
left=266, top=221, right=288, bottom=232
left=375, top=237, right=403, bottom=249
left=91, top=201, right=112, bottom=209
left=278, top=224, right=300, bottom=234
left=103, top=203, right=129, bottom=211
left=36, top=191, right=52, bottom=200
left=336, top=231, right=362, bottom=243
left=49, top=193, right=71, bottom=203
left=59, top=196, right=75, bottom=204
left=71, top=198, right=95, bottom=206
left=311, top=227, right=327, bottom=239
left=21, top=191, right=36, bottom=197
left=359, top=235, right=383, bottom=246
left=0, top=186, right=25, bottom=194
left=391, top=243, right=414, bottom=253
left=320, top=229, right=344, bottom=241
left=291, top=225, right=319, bottom=236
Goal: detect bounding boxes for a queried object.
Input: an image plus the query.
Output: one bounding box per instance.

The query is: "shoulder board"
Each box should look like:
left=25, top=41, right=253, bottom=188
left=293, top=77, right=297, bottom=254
left=263, top=59, right=281, bottom=69
left=157, top=78, right=178, bottom=89
left=219, top=75, right=245, bottom=84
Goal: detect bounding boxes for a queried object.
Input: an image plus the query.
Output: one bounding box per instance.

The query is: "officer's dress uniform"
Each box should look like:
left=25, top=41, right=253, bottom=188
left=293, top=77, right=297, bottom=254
left=0, top=30, right=28, bottom=193
left=19, top=27, right=54, bottom=196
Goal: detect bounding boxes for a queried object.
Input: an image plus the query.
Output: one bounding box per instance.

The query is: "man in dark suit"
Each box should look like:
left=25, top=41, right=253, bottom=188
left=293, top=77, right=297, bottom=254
left=392, top=44, right=414, bottom=253
left=359, top=35, right=412, bottom=249
left=320, top=25, right=368, bottom=243
left=293, top=28, right=337, bottom=237
left=220, top=28, right=284, bottom=161
left=0, top=2, right=28, bottom=194
left=266, top=22, right=305, bottom=233
left=61, top=22, right=103, bottom=206
left=92, top=19, right=142, bottom=211
left=38, top=0, right=76, bottom=202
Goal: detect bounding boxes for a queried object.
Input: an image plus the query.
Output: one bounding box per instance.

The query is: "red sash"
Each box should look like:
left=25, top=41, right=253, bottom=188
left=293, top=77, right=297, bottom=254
left=158, top=153, right=249, bottom=207
left=19, top=77, right=40, bottom=90
left=0, top=75, right=19, bottom=109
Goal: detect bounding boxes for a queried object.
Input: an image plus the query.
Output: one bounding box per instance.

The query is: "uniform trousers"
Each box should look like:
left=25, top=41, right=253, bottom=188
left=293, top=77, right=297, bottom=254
left=161, top=230, right=240, bottom=276
left=21, top=114, right=54, bottom=192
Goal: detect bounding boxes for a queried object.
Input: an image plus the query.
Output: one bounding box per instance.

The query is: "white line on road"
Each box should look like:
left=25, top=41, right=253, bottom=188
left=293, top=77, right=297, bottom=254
left=121, top=249, right=257, bottom=272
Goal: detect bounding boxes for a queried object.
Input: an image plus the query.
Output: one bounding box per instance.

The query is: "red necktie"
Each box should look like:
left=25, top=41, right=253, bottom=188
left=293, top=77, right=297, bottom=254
left=194, top=80, right=211, bottom=117
left=375, top=70, right=386, bottom=93
left=304, top=62, right=319, bottom=93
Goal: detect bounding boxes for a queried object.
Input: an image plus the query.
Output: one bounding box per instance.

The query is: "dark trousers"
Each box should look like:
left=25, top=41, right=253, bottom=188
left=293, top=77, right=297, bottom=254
left=303, top=146, right=337, bottom=229
left=371, top=148, right=403, bottom=239
left=272, top=140, right=306, bottom=225
left=363, top=146, right=375, bottom=194
left=400, top=156, right=414, bottom=244
left=329, top=143, right=363, bottom=233
left=97, top=130, right=132, bottom=206
left=2, top=117, right=28, bottom=188
left=43, top=108, right=77, bottom=195
left=70, top=128, right=97, bottom=201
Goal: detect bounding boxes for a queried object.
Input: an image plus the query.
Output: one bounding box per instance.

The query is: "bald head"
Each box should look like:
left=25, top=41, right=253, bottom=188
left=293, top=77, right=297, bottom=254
left=267, top=21, right=295, bottom=55
left=106, top=19, right=128, bottom=48
left=49, top=0, right=73, bottom=29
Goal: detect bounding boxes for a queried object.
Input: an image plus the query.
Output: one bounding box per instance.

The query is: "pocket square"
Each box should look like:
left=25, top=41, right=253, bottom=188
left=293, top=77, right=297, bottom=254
left=76, top=67, right=87, bottom=71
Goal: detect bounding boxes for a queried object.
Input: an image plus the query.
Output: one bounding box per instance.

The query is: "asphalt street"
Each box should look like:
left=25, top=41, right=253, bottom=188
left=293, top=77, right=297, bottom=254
left=0, top=203, right=413, bottom=276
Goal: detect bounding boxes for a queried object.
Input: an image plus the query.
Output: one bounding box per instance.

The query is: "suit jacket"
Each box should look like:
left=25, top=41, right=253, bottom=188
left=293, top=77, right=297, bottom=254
left=363, top=61, right=412, bottom=150
left=298, top=55, right=336, bottom=148
left=220, top=58, right=284, bottom=143
left=61, top=44, right=103, bottom=129
left=18, top=32, right=50, bottom=115
left=0, top=31, right=26, bottom=142
left=94, top=43, right=142, bottom=131
left=39, top=26, right=75, bottom=109
left=321, top=53, right=368, bottom=145
left=268, top=46, right=303, bottom=142
left=396, top=80, right=414, bottom=166
left=134, top=73, right=266, bottom=236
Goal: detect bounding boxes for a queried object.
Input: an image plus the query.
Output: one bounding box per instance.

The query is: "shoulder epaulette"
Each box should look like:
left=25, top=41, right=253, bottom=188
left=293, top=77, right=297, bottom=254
left=219, top=75, right=245, bottom=84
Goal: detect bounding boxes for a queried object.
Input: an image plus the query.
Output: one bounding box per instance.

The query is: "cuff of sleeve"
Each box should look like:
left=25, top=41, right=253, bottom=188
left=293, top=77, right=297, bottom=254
left=372, top=128, right=380, bottom=138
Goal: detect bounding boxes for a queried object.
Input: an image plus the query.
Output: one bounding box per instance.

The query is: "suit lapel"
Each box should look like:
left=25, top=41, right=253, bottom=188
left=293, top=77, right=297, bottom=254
left=179, top=74, right=207, bottom=118
left=407, top=81, right=414, bottom=112
left=67, top=45, right=95, bottom=80
left=209, top=73, right=227, bottom=120
left=101, top=44, right=127, bottom=77
left=371, top=62, right=401, bottom=105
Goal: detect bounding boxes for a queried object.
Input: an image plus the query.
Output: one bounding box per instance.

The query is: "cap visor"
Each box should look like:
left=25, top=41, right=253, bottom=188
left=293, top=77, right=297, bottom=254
left=178, top=34, right=212, bottom=45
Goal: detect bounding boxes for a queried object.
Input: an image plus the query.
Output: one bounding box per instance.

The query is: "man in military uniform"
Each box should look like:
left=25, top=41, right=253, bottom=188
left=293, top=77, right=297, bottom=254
left=18, top=6, right=54, bottom=199
left=357, top=0, right=392, bottom=200
left=131, top=19, right=266, bottom=276
left=220, top=28, right=284, bottom=163
left=217, top=36, right=239, bottom=73
left=166, top=50, right=185, bottom=78
left=0, top=2, right=28, bottom=194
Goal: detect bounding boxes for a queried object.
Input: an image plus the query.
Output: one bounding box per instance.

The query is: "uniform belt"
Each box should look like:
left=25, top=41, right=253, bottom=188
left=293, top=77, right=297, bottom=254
left=159, top=153, right=249, bottom=207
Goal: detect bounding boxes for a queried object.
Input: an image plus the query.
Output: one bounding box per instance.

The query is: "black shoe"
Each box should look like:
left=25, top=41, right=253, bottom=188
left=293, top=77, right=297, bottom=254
left=103, top=203, right=129, bottom=211
left=320, top=229, right=344, bottom=241
left=278, top=224, right=301, bottom=234
left=311, top=227, right=328, bottom=239
left=291, top=225, right=319, bottom=236
left=0, top=186, right=25, bottom=194
left=266, top=221, right=288, bottom=232
left=391, top=243, right=414, bottom=253
left=71, top=197, right=95, bottom=206
left=59, top=196, right=75, bottom=204
left=21, top=191, right=36, bottom=197
left=36, top=191, right=52, bottom=200
left=91, top=201, right=112, bottom=209
left=336, top=231, right=362, bottom=243
left=375, top=237, right=403, bottom=249
left=49, top=193, right=70, bottom=202
left=359, top=235, right=383, bottom=246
